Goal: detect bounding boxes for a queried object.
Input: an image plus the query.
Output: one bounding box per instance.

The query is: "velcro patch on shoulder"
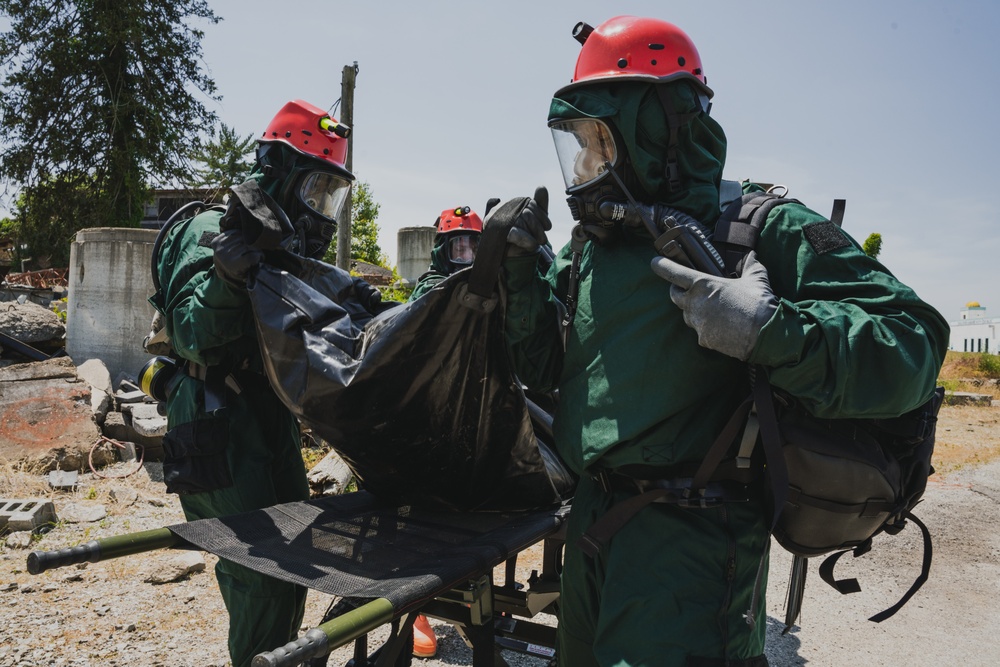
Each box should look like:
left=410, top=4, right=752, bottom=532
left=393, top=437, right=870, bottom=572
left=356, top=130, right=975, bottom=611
left=198, top=231, right=220, bottom=248
left=802, top=221, right=850, bottom=254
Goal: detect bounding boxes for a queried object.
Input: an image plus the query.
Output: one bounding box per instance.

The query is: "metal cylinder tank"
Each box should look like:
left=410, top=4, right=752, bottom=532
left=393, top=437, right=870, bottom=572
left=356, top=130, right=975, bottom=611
left=66, top=228, right=158, bottom=383
left=396, top=226, right=437, bottom=285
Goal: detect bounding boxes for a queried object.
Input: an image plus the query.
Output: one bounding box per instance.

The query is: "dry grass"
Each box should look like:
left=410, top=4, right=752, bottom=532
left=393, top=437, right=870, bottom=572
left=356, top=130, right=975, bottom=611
left=0, top=458, right=53, bottom=498
left=939, top=351, right=1000, bottom=399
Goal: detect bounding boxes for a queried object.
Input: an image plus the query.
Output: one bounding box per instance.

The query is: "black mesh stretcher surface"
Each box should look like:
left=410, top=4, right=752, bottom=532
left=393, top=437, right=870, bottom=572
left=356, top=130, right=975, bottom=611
left=168, top=491, right=568, bottom=614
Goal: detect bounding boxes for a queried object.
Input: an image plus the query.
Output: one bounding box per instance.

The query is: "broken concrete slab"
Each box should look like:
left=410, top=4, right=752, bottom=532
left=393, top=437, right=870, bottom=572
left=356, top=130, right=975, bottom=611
left=144, top=551, right=206, bottom=584
left=306, top=449, right=354, bottom=497
left=109, top=486, right=138, bottom=507
left=121, top=402, right=167, bottom=438
left=0, top=357, right=108, bottom=472
left=77, top=358, right=113, bottom=423
left=945, top=391, right=993, bottom=406
left=4, top=531, right=33, bottom=549
left=59, top=502, right=107, bottom=524
left=0, top=300, right=65, bottom=344
left=47, top=470, right=79, bottom=491
left=102, top=411, right=164, bottom=461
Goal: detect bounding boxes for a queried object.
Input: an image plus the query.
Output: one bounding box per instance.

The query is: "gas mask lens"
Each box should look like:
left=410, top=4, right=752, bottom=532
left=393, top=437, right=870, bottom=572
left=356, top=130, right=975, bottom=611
left=298, top=171, right=351, bottom=222
left=447, top=234, right=479, bottom=265
left=550, top=118, right=618, bottom=191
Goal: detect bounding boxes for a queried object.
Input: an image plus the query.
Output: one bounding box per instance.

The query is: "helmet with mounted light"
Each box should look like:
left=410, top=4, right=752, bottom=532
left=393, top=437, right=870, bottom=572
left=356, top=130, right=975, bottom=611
left=431, top=206, right=483, bottom=275
left=256, top=99, right=355, bottom=259
left=549, top=16, right=727, bottom=240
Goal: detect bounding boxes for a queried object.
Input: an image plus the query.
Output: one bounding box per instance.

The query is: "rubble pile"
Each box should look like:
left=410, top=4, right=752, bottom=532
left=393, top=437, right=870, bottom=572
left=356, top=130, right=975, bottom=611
left=0, top=297, right=167, bottom=474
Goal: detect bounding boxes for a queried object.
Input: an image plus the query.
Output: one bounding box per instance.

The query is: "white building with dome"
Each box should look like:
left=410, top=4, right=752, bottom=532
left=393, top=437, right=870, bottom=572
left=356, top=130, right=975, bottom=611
left=949, top=302, right=1000, bottom=353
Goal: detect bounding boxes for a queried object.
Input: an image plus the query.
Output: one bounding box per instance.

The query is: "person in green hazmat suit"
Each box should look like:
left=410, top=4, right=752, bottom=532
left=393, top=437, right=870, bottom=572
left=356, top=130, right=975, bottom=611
left=150, top=99, right=357, bottom=667
left=491, top=17, right=951, bottom=667
left=409, top=205, right=484, bottom=301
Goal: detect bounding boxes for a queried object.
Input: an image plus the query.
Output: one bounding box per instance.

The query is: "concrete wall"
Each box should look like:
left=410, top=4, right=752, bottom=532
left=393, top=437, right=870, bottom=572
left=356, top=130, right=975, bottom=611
left=66, top=228, right=158, bottom=382
left=397, top=226, right=436, bottom=285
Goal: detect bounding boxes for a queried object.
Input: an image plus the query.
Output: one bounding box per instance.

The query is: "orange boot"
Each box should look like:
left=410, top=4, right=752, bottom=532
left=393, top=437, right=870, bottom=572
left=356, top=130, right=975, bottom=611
left=412, top=613, right=438, bottom=658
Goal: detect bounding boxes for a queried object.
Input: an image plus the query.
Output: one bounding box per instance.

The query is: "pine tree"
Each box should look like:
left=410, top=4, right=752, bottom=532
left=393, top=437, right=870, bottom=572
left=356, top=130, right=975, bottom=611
left=0, top=0, right=221, bottom=248
left=187, top=123, right=256, bottom=197
left=324, top=180, right=385, bottom=266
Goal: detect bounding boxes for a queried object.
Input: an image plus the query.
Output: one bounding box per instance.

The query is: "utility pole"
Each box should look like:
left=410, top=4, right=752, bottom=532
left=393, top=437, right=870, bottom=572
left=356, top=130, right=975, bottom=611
left=336, top=62, right=358, bottom=271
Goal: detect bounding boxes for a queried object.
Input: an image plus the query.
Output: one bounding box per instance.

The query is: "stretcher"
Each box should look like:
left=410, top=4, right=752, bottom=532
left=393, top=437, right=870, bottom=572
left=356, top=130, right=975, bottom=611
left=27, top=490, right=568, bottom=667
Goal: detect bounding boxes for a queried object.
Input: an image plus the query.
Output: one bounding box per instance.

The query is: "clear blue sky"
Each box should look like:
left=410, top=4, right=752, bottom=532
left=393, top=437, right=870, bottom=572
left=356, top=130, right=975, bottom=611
left=6, top=1, right=999, bottom=322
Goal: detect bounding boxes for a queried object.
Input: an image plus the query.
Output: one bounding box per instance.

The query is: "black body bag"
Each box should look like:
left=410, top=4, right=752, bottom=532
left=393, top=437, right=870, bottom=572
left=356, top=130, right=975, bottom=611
left=245, top=197, right=575, bottom=511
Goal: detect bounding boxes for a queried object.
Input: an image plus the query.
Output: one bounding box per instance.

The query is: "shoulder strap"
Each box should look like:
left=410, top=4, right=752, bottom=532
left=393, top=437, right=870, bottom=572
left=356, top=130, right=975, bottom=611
left=713, top=192, right=800, bottom=276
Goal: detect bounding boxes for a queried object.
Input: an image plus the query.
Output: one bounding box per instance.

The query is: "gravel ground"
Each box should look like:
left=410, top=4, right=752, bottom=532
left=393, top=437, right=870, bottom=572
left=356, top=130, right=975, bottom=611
left=2, top=404, right=999, bottom=666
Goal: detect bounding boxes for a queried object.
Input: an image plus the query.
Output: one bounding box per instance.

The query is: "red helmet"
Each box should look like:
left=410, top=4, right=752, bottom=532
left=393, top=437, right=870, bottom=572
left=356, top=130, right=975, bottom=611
left=558, top=16, right=712, bottom=98
left=436, top=206, right=483, bottom=234
left=258, top=99, right=352, bottom=175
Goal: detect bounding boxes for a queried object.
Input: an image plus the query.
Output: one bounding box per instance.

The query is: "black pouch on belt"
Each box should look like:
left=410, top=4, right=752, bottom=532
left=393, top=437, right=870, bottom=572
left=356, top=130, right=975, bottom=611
left=162, top=416, right=232, bottom=495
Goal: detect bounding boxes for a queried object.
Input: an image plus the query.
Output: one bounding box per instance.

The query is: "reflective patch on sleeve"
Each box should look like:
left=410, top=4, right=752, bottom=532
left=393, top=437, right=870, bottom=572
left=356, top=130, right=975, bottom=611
left=802, top=221, right=851, bottom=254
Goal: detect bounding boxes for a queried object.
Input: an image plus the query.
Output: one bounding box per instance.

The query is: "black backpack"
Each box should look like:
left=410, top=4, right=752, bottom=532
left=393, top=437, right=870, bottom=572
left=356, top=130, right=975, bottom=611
left=702, top=191, right=944, bottom=628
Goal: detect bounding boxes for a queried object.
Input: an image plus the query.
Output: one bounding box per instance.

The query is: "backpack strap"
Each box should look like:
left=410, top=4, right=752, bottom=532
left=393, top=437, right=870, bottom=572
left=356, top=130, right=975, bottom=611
left=712, top=192, right=801, bottom=276
left=817, top=508, right=933, bottom=623
left=829, top=199, right=846, bottom=228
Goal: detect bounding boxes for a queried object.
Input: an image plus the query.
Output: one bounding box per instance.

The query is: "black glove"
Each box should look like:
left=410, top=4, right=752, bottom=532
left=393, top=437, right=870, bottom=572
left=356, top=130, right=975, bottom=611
left=210, top=229, right=264, bottom=288
left=505, top=186, right=552, bottom=257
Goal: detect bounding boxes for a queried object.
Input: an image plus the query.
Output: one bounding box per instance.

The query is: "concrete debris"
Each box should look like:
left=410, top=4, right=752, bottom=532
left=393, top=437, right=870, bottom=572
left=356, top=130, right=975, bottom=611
left=0, top=357, right=107, bottom=472
left=0, top=300, right=65, bottom=344
left=122, top=401, right=168, bottom=438
left=47, top=469, right=79, bottom=491
left=109, top=486, right=139, bottom=507
left=945, top=391, right=993, bottom=406
left=3, top=531, right=33, bottom=549
left=0, top=347, right=167, bottom=470
left=103, top=411, right=164, bottom=461
left=59, top=502, right=107, bottom=524
left=143, top=551, right=206, bottom=584
left=0, top=498, right=58, bottom=533
left=307, top=449, right=355, bottom=497
left=77, top=358, right=114, bottom=423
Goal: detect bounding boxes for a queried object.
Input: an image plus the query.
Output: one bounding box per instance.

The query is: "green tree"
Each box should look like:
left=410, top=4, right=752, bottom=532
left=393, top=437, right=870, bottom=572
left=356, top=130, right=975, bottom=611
left=9, top=172, right=104, bottom=267
left=187, top=123, right=255, bottom=196
left=862, top=232, right=882, bottom=259
left=324, top=180, right=385, bottom=266
left=0, top=0, right=220, bottom=234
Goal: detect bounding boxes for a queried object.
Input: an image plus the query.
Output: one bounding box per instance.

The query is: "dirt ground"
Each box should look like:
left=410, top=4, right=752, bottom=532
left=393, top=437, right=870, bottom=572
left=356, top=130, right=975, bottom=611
left=2, top=402, right=999, bottom=667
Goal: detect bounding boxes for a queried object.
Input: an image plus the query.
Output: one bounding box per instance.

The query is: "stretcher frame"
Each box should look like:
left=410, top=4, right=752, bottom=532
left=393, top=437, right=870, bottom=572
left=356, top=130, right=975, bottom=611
left=27, top=491, right=568, bottom=667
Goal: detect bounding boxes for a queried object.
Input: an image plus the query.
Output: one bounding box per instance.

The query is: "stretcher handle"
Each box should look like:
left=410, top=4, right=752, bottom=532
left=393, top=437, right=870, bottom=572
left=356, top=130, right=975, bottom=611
left=253, top=598, right=395, bottom=667
left=27, top=528, right=182, bottom=574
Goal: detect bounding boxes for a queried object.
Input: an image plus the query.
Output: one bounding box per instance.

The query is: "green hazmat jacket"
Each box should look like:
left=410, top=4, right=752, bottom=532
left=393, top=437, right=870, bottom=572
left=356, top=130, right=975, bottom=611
left=150, top=205, right=310, bottom=666
left=504, top=185, right=950, bottom=476
left=152, top=209, right=260, bottom=371
left=409, top=234, right=452, bottom=301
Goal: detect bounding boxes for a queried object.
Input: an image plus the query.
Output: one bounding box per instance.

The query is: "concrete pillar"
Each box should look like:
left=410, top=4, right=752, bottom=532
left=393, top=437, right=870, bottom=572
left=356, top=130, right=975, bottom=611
left=397, top=226, right=437, bottom=285
left=66, top=228, right=158, bottom=383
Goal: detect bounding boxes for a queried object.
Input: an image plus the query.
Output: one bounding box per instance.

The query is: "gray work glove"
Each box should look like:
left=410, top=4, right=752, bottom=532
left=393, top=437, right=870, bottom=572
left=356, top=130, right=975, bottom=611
left=650, top=250, right=779, bottom=361
left=210, top=229, right=264, bottom=288
left=505, top=186, right=552, bottom=256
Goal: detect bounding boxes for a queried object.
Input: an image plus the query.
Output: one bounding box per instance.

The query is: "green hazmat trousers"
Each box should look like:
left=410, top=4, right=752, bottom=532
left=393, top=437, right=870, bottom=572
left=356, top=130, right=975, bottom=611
left=502, top=81, right=951, bottom=666
left=152, top=207, right=310, bottom=667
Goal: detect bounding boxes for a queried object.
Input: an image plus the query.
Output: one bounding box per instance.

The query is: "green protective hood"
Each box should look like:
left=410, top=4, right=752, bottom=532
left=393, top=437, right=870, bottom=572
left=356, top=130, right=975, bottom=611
left=550, top=81, right=728, bottom=224
left=429, top=234, right=450, bottom=274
